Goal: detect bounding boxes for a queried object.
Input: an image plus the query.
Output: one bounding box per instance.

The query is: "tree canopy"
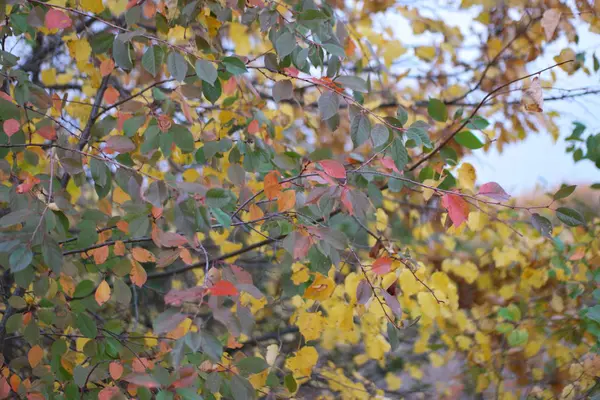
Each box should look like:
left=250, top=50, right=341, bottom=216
left=0, top=0, right=600, bottom=399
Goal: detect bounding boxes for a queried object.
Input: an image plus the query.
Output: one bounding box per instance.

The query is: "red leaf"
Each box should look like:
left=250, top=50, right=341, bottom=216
left=164, top=287, right=206, bottom=306
left=247, top=119, right=259, bottom=134
left=0, top=377, right=11, bottom=399
left=156, top=230, right=188, bottom=247
left=3, top=119, right=20, bottom=137
left=441, top=193, right=470, bottom=227
left=37, top=125, right=57, bottom=140
left=318, top=159, right=346, bottom=179
left=208, top=280, right=238, bottom=296
left=477, top=182, right=510, bottom=202
left=98, top=387, right=120, bottom=400
left=283, top=67, right=299, bottom=77
left=340, top=187, right=353, bottom=215
left=123, top=374, right=161, bottom=388
left=380, top=157, right=400, bottom=173
left=45, top=9, right=72, bottom=30
left=171, top=367, right=197, bottom=389
left=372, top=257, right=392, bottom=275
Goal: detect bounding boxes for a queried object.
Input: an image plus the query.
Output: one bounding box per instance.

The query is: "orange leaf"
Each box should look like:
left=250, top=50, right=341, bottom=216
left=180, top=248, right=193, bottom=265
left=52, top=93, right=62, bottom=113
left=28, top=345, right=43, bottom=368
left=37, top=125, right=57, bottom=140
left=93, top=245, right=109, bottom=265
left=95, top=280, right=111, bottom=306
left=16, top=175, right=40, bottom=194
left=132, top=247, right=156, bottom=263
left=208, top=280, right=238, bottom=296
left=247, top=119, right=259, bottom=134
left=277, top=190, right=296, bottom=212
left=441, top=193, right=470, bottom=227
left=114, top=240, right=126, bottom=256
left=248, top=204, right=264, bottom=223
left=130, top=261, right=147, bottom=287
left=109, top=361, right=124, bottom=380
left=100, top=59, right=115, bottom=77
left=116, top=220, right=129, bottom=234
left=569, top=247, right=586, bottom=261
left=8, top=375, right=19, bottom=392
left=223, top=77, right=237, bottom=95
left=264, top=171, right=281, bottom=200
left=104, top=86, right=120, bottom=105
left=45, top=9, right=72, bottom=30
left=372, top=257, right=392, bottom=275
left=3, top=119, right=20, bottom=137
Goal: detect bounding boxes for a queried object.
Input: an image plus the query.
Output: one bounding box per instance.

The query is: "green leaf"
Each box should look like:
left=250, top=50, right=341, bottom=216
left=42, top=238, right=63, bottom=274
left=396, top=106, right=408, bottom=126
left=507, top=329, right=528, bottom=346
left=113, top=37, right=133, bottom=70
left=318, top=92, right=339, bottom=120
left=406, top=125, right=431, bottom=148
left=206, top=188, right=232, bottom=208
left=284, top=374, right=297, bottom=393
left=0, top=209, right=31, bottom=227
left=195, top=59, right=218, bottom=85
left=203, top=78, right=222, bottom=104
left=170, top=125, right=195, bottom=153
left=73, top=280, right=96, bottom=298
left=76, top=313, right=98, bottom=338
left=322, top=43, right=345, bottom=58
left=8, top=296, right=27, bottom=309
left=335, top=76, right=368, bottom=93
left=275, top=32, right=296, bottom=57
left=167, top=51, right=188, bottom=82
left=222, top=56, right=247, bottom=75
left=142, top=46, right=165, bottom=77
left=350, top=114, right=371, bottom=148
left=585, top=305, right=600, bottom=324
left=531, top=213, right=552, bottom=237
left=553, top=184, right=576, bottom=201
left=10, top=245, right=32, bottom=273
left=556, top=207, right=584, bottom=227
left=454, top=131, right=484, bottom=149
left=427, top=98, right=447, bottom=122
left=371, top=124, right=390, bottom=148
left=237, top=357, right=269, bottom=375
left=390, top=138, right=409, bottom=171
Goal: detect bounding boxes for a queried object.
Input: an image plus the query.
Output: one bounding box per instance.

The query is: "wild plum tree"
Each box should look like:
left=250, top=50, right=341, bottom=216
left=0, top=0, right=599, bottom=399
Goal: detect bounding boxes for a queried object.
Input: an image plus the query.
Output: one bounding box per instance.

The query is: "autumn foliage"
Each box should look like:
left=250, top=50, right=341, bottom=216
left=0, top=0, right=600, bottom=399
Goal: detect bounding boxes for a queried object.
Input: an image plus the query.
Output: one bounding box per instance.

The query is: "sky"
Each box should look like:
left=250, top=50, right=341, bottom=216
left=379, top=3, right=600, bottom=195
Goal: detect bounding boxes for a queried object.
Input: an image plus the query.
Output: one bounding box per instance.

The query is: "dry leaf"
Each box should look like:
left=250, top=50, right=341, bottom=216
left=542, top=9, right=561, bottom=41
left=522, top=76, right=543, bottom=112
left=132, top=247, right=156, bottom=263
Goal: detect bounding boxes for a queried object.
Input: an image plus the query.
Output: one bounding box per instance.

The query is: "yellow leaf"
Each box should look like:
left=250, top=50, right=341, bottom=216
left=28, top=345, right=44, bottom=368
left=385, top=373, right=402, bottom=390
left=295, top=310, right=326, bottom=341
left=417, top=292, right=440, bottom=319
left=132, top=247, right=156, bottom=263
left=415, top=46, right=436, bottom=61
left=95, top=280, right=111, bottom=306
left=80, top=0, right=105, bottom=13
left=304, top=273, right=335, bottom=301
left=285, top=346, right=318, bottom=383
left=458, top=162, right=476, bottom=190
left=291, top=263, right=310, bottom=285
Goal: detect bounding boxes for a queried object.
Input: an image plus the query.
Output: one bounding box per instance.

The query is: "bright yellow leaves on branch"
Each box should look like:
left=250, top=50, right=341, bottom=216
left=285, top=346, right=318, bottom=383
left=304, top=273, right=335, bottom=301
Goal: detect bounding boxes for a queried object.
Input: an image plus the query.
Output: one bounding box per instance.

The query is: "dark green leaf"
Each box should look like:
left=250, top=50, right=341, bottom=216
left=389, top=138, right=408, bottom=171
left=142, top=46, right=165, bottom=77
left=76, top=313, right=98, bottom=338
left=531, top=213, right=552, bottom=237
left=350, top=114, right=371, bottom=148
left=556, top=207, right=584, bottom=227
left=10, top=245, right=32, bottom=273
left=275, top=32, right=295, bottom=58
left=335, top=76, right=368, bottom=93
left=427, top=98, right=447, bottom=122
left=222, top=56, right=247, bottom=75
left=371, top=124, right=390, bottom=148
left=237, top=357, right=269, bottom=375
left=396, top=106, right=408, bottom=126
left=553, top=185, right=576, bottom=201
